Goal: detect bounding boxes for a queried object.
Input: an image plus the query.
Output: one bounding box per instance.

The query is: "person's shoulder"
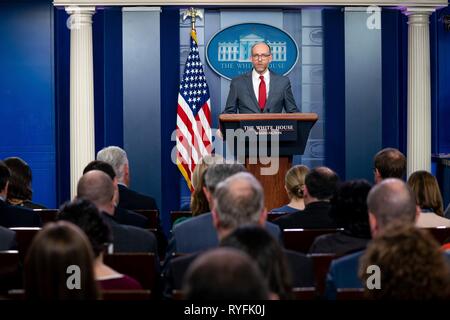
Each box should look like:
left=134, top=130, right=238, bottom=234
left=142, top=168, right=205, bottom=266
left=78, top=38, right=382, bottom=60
left=331, top=250, right=364, bottom=269
left=231, top=72, right=251, bottom=83
left=174, top=212, right=212, bottom=231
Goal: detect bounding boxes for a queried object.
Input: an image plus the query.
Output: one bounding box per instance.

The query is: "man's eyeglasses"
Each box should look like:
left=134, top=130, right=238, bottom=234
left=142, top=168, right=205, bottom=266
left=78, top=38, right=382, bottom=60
left=252, top=53, right=271, bottom=60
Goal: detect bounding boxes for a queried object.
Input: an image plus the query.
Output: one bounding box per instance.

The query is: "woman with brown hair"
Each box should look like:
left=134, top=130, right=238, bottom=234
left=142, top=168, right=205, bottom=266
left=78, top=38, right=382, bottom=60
left=359, top=224, right=450, bottom=300
left=271, top=165, right=309, bottom=213
left=407, top=170, right=450, bottom=227
left=24, top=221, right=99, bottom=300
left=4, top=157, right=46, bottom=209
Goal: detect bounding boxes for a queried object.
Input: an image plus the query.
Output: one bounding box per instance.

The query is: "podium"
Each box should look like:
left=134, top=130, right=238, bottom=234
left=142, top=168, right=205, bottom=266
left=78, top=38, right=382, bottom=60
left=219, top=113, right=318, bottom=210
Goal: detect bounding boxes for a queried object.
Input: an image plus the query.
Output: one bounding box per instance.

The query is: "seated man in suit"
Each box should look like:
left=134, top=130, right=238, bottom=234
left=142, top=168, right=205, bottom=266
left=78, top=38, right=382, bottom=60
left=76, top=170, right=158, bottom=256
left=97, top=146, right=158, bottom=211
left=83, top=160, right=149, bottom=228
left=222, top=42, right=299, bottom=114
left=167, top=163, right=280, bottom=256
left=164, top=173, right=292, bottom=298
left=274, top=166, right=340, bottom=230
left=0, top=161, right=41, bottom=228
left=373, top=147, right=406, bottom=184
left=325, top=178, right=419, bottom=299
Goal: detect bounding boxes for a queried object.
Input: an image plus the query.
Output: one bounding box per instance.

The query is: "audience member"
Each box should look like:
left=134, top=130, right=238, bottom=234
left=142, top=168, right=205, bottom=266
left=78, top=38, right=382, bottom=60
left=310, top=180, right=372, bottom=255
left=373, top=148, right=406, bottom=183
left=359, top=224, right=450, bottom=300
left=0, top=225, right=16, bottom=250
left=271, top=165, right=309, bottom=213
left=407, top=170, right=450, bottom=227
left=164, top=173, right=310, bottom=298
left=4, top=157, right=46, bottom=209
left=274, top=166, right=339, bottom=229
left=97, top=146, right=158, bottom=210
left=183, top=248, right=270, bottom=300
left=58, top=198, right=142, bottom=290
left=83, top=160, right=149, bottom=228
left=24, top=221, right=99, bottom=300
left=325, top=178, right=418, bottom=299
left=0, top=161, right=41, bottom=228
left=77, top=170, right=158, bottom=255
left=221, top=225, right=293, bottom=299
left=190, top=154, right=224, bottom=217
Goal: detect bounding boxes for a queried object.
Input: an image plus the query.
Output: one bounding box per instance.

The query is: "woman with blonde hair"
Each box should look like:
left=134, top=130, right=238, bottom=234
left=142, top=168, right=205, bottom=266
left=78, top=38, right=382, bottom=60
left=407, top=170, right=450, bottom=228
left=271, top=165, right=309, bottom=213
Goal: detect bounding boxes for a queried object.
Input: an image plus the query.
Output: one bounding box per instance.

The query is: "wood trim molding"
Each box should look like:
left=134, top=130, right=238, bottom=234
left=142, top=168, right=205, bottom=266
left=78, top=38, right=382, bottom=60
left=53, top=0, right=447, bottom=8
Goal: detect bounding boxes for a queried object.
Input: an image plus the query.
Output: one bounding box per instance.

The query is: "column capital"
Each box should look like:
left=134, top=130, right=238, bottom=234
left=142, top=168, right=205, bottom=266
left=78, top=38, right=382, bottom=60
left=65, top=6, right=96, bottom=16
left=402, top=7, right=435, bottom=17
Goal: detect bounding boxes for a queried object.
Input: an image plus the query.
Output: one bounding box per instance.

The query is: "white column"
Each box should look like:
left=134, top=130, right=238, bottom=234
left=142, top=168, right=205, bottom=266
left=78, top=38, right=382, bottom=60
left=404, top=8, right=434, bottom=176
left=66, top=6, right=96, bottom=198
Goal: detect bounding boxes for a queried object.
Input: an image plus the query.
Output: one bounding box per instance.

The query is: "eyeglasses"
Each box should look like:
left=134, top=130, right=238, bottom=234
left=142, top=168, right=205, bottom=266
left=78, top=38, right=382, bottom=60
left=251, top=53, right=271, bottom=60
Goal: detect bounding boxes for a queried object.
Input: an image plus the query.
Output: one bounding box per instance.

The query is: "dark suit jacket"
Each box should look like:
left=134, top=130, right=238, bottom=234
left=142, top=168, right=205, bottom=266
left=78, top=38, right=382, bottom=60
left=101, top=212, right=158, bottom=257
left=168, top=212, right=281, bottom=255
left=114, top=206, right=149, bottom=228
left=223, top=71, right=299, bottom=114
left=309, top=232, right=370, bottom=256
left=0, top=200, right=42, bottom=228
left=0, top=226, right=17, bottom=250
left=325, top=250, right=364, bottom=300
left=273, top=201, right=337, bottom=230
left=118, top=184, right=158, bottom=211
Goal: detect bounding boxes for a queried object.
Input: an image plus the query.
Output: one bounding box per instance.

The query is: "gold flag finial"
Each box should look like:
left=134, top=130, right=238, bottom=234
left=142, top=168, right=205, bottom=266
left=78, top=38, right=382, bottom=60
left=182, top=7, right=203, bottom=31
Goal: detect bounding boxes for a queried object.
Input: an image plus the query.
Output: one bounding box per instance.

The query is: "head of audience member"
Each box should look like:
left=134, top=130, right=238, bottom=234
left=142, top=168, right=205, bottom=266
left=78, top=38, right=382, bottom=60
left=251, top=42, right=272, bottom=75
left=284, top=165, right=309, bottom=210
left=77, top=170, right=115, bottom=216
left=329, top=180, right=372, bottom=239
left=3, top=157, right=33, bottom=204
left=97, top=146, right=130, bottom=187
left=212, top=172, right=266, bottom=240
left=203, top=163, right=246, bottom=208
left=367, top=178, right=419, bottom=237
left=221, top=225, right=292, bottom=300
left=407, top=170, right=444, bottom=217
left=191, top=155, right=224, bottom=216
left=373, top=148, right=406, bottom=183
left=359, top=224, right=450, bottom=300
left=83, top=160, right=119, bottom=206
left=303, top=166, right=339, bottom=206
left=0, top=161, right=10, bottom=200
left=183, top=248, right=270, bottom=300
left=58, top=198, right=112, bottom=259
left=24, top=221, right=99, bottom=300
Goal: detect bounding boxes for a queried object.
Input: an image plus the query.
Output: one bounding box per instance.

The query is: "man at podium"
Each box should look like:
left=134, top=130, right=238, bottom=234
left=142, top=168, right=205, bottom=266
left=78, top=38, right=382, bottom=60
left=222, top=42, right=299, bottom=114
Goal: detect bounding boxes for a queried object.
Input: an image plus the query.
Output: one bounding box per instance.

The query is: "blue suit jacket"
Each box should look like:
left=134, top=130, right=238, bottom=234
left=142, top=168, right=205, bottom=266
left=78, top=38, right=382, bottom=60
left=325, top=250, right=364, bottom=300
left=223, top=71, right=299, bottom=114
left=168, top=212, right=281, bottom=254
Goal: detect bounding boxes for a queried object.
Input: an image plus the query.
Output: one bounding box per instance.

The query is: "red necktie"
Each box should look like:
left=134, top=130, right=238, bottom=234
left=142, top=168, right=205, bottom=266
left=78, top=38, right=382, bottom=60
left=258, top=75, right=266, bottom=111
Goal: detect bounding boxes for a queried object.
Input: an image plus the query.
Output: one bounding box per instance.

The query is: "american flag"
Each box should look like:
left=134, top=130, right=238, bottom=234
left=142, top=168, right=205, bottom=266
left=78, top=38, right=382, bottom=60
left=176, top=30, right=212, bottom=191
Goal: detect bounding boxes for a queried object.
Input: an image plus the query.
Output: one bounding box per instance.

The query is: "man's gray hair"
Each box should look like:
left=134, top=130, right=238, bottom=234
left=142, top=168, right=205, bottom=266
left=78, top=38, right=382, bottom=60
left=204, top=163, right=246, bottom=193
left=367, top=178, right=417, bottom=230
left=213, top=172, right=264, bottom=230
left=97, top=146, right=128, bottom=182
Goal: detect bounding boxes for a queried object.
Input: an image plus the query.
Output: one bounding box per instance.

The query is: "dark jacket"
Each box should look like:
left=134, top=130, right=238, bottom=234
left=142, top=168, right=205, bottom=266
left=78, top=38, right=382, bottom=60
left=0, top=199, right=42, bottom=228
left=273, top=201, right=337, bottom=230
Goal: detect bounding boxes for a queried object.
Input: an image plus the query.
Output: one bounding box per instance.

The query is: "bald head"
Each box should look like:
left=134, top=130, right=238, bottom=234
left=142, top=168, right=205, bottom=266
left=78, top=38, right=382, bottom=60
left=77, top=170, right=114, bottom=208
left=183, top=248, right=269, bottom=300
left=214, top=172, right=264, bottom=230
left=367, top=178, right=417, bottom=231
